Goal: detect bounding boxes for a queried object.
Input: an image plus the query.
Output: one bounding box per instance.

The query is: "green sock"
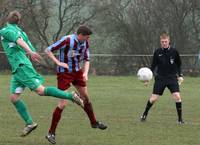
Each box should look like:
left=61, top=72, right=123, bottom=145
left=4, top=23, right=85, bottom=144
left=44, top=87, right=73, bottom=100
left=13, top=100, right=33, bottom=125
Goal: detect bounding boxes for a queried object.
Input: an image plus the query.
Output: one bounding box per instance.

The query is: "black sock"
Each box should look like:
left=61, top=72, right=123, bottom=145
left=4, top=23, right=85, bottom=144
left=143, top=100, right=153, bottom=116
left=176, top=102, right=182, bottom=121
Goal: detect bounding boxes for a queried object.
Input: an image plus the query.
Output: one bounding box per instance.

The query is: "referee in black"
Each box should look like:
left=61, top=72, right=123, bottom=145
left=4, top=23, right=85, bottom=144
left=140, top=33, right=184, bottom=124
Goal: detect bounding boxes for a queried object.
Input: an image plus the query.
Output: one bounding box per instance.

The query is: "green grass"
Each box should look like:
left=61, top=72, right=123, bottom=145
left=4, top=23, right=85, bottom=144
left=0, top=75, right=200, bottom=145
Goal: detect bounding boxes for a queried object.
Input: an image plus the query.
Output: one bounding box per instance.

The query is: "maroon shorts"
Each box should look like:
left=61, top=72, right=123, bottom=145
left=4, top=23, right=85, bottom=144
left=57, top=70, right=86, bottom=90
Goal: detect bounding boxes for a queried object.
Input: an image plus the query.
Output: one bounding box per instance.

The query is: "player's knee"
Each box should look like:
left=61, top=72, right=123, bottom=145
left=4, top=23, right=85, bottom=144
left=79, top=93, right=89, bottom=103
left=150, top=99, right=157, bottom=103
left=80, top=92, right=88, bottom=98
left=84, top=100, right=91, bottom=107
left=175, top=96, right=181, bottom=102
left=175, top=97, right=181, bottom=102
left=35, top=86, right=45, bottom=96
left=10, top=94, right=20, bottom=103
left=173, top=92, right=181, bottom=102
left=150, top=96, right=158, bottom=103
left=82, top=96, right=90, bottom=105
left=36, top=90, right=44, bottom=96
left=58, top=100, right=67, bottom=109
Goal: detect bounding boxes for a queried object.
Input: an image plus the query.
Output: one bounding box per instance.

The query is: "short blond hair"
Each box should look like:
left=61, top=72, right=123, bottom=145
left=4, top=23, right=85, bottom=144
left=160, top=33, right=170, bottom=40
left=6, top=10, right=21, bottom=24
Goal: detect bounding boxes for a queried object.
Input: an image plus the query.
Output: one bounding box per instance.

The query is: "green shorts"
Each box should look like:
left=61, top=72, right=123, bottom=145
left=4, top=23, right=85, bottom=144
left=10, top=64, right=44, bottom=94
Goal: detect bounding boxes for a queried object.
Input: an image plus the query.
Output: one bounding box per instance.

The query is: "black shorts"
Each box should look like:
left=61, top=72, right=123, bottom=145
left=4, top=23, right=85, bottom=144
left=153, top=76, right=180, bottom=96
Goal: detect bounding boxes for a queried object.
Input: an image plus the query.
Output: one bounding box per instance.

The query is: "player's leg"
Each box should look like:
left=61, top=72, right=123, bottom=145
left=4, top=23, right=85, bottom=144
left=51, top=100, right=68, bottom=133
left=75, top=86, right=96, bottom=124
left=34, top=85, right=82, bottom=106
left=140, top=94, right=159, bottom=121
left=16, top=65, right=83, bottom=106
left=46, top=100, right=67, bottom=144
left=46, top=73, right=71, bottom=144
left=75, top=85, right=107, bottom=130
left=10, top=77, right=37, bottom=137
left=140, top=78, right=165, bottom=121
left=73, top=70, right=107, bottom=129
left=172, top=92, right=183, bottom=124
left=167, top=80, right=184, bottom=124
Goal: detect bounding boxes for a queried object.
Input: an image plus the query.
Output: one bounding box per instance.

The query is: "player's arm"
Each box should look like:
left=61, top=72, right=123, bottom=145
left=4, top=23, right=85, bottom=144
left=45, top=49, right=68, bottom=68
left=26, top=39, right=36, bottom=52
left=175, top=50, right=184, bottom=85
left=17, top=38, right=41, bottom=62
left=2, top=29, right=41, bottom=62
left=45, top=36, right=69, bottom=68
left=83, top=61, right=90, bottom=81
left=150, top=50, right=158, bottom=73
left=176, top=50, right=182, bottom=76
left=82, top=43, right=90, bottom=81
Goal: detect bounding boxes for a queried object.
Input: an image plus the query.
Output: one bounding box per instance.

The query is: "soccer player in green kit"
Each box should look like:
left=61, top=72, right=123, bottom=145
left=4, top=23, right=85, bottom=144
left=0, top=10, right=83, bottom=137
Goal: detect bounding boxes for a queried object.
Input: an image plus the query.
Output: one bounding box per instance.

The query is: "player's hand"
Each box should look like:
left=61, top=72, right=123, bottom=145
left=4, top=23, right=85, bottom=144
left=143, top=80, right=149, bottom=86
left=178, top=77, right=184, bottom=85
left=57, top=62, right=69, bottom=68
left=83, top=72, right=88, bottom=81
left=29, top=51, right=42, bottom=63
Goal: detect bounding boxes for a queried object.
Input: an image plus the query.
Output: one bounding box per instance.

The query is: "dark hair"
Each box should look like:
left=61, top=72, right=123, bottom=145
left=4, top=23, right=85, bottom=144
left=6, top=10, right=21, bottom=24
left=77, top=25, right=92, bottom=35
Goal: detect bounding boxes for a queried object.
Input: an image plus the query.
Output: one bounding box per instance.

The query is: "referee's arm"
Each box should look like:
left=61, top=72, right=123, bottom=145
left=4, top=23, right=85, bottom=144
left=176, top=51, right=182, bottom=77
left=150, top=51, right=157, bottom=73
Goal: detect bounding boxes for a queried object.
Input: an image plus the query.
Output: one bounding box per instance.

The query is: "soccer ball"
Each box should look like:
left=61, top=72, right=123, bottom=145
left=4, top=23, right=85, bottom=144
left=137, top=67, right=153, bottom=81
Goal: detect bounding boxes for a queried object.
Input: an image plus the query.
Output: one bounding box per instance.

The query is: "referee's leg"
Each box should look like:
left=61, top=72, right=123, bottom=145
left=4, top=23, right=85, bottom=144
left=140, top=79, right=165, bottom=121
left=168, top=81, right=184, bottom=124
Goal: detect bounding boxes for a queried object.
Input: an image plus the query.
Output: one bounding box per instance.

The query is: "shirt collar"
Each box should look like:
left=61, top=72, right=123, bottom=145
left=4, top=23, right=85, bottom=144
left=7, top=23, right=21, bottom=31
left=7, top=23, right=17, bottom=27
left=162, top=46, right=170, bottom=50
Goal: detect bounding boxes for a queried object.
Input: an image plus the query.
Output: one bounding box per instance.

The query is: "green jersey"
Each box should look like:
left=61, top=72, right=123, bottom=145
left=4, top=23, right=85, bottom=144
left=0, top=23, right=36, bottom=73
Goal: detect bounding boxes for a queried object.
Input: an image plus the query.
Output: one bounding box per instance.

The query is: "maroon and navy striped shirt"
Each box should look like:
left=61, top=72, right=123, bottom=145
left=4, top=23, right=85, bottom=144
left=47, top=34, right=90, bottom=73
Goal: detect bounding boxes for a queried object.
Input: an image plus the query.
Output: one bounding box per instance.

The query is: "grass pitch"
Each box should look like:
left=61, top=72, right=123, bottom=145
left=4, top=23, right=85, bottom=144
left=0, top=75, right=199, bottom=145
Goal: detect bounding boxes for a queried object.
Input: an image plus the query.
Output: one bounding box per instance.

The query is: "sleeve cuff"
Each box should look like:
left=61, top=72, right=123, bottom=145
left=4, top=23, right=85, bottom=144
left=179, top=74, right=183, bottom=77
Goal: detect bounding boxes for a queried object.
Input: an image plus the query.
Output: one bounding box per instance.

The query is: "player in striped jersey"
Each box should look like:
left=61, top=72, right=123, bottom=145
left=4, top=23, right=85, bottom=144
left=45, top=26, right=107, bottom=144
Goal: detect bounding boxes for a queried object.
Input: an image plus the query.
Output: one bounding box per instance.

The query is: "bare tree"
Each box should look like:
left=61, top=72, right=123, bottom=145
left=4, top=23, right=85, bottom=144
left=0, top=0, right=101, bottom=73
left=1, top=0, right=200, bottom=75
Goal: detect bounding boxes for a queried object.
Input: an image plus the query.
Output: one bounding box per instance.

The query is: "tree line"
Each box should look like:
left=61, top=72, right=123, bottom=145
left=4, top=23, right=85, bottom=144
left=0, top=0, right=199, bottom=75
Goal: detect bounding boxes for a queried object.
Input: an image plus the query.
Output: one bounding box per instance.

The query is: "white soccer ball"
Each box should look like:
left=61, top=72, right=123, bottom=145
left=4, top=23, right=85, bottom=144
left=137, top=67, right=153, bottom=81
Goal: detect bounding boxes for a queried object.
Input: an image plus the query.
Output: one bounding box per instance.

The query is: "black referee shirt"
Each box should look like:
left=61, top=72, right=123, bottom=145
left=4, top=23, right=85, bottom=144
left=151, top=47, right=182, bottom=78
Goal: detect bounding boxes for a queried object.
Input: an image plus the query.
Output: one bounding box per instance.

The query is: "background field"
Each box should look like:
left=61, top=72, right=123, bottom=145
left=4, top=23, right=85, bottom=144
left=0, top=75, right=200, bottom=145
